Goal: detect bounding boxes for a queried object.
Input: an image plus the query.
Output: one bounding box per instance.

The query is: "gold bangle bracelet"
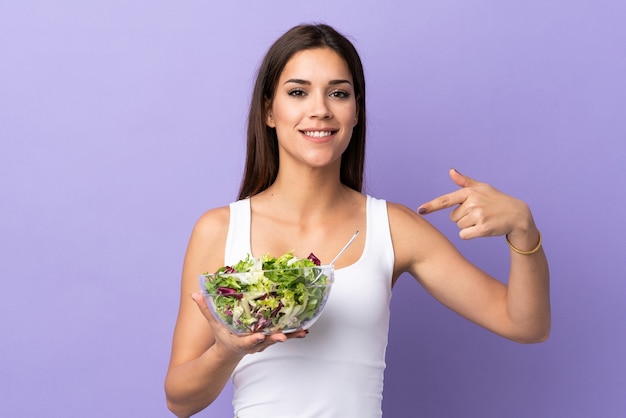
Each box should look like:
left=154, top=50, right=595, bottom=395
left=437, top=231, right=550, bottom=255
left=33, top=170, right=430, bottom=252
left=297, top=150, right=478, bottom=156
left=506, top=230, right=542, bottom=255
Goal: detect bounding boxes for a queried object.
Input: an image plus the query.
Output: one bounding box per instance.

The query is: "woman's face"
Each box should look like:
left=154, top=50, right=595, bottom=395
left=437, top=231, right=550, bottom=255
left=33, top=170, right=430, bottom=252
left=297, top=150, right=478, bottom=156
left=267, top=47, right=358, bottom=170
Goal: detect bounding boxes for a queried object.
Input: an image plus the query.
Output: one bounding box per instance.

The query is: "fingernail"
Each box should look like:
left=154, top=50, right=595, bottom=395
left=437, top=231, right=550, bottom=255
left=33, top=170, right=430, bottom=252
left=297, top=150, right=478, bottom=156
left=418, top=207, right=427, bottom=215
left=452, top=167, right=462, bottom=175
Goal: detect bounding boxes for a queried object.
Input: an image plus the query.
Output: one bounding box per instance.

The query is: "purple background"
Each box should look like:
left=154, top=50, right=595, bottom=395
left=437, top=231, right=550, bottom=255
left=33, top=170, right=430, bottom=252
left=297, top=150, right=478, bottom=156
left=1, top=1, right=625, bottom=417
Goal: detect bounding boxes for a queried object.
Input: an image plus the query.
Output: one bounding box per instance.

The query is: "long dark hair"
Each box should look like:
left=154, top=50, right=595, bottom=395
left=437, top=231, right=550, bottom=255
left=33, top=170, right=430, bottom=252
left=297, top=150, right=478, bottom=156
left=238, top=24, right=367, bottom=199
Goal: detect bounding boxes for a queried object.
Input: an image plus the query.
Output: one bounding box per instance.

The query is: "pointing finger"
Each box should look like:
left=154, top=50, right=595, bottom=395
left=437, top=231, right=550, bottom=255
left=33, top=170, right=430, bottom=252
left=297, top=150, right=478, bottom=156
left=418, top=168, right=482, bottom=215
left=418, top=189, right=467, bottom=215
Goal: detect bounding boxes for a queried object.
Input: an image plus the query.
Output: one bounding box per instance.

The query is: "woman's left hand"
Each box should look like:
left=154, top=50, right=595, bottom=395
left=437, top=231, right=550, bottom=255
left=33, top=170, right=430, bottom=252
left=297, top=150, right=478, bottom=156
left=417, top=168, right=535, bottom=240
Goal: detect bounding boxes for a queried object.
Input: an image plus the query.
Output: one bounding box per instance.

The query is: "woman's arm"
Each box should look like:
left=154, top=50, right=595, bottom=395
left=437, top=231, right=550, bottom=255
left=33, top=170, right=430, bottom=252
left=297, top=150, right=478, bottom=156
left=390, top=169, right=550, bottom=343
left=164, top=208, right=295, bottom=417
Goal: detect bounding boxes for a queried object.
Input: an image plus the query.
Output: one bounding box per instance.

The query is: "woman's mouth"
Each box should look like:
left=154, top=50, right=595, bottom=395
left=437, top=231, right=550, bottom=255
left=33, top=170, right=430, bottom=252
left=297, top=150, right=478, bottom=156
left=301, top=130, right=336, bottom=138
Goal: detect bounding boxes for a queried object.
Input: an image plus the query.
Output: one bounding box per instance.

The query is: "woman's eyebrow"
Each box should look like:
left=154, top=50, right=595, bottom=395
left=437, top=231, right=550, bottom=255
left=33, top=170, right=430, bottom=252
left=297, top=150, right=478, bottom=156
left=284, top=78, right=310, bottom=85
left=283, top=78, right=353, bottom=86
left=329, top=79, right=352, bottom=86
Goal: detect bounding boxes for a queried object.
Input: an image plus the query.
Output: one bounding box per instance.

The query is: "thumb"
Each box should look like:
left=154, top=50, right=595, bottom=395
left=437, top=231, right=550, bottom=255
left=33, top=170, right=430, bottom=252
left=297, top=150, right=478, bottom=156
left=191, top=292, right=216, bottom=322
left=449, top=167, right=480, bottom=188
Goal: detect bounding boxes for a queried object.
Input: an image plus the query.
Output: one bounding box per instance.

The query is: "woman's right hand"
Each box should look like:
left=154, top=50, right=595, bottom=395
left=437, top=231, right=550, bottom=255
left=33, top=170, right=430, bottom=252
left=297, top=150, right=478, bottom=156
left=191, top=292, right=307, bottom=359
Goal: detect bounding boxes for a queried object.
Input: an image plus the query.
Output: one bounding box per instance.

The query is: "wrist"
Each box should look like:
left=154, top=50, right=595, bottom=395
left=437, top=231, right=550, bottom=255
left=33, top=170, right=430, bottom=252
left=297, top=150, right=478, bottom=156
left=506, top=230, right=542, bottom=255
left=208, top=341, right=245, bottom=366
left=505, top=206, right=541, bottom=254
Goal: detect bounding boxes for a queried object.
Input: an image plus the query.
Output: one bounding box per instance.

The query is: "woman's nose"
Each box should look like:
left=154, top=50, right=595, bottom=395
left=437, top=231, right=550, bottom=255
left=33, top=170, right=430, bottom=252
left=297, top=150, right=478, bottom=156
left=308, top=93, right=333, bottom=119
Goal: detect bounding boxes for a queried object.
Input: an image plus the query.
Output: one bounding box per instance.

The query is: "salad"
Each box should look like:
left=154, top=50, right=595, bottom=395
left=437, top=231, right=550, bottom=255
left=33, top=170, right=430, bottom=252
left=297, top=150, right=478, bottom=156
left=200, top=252, right=332, bottom=334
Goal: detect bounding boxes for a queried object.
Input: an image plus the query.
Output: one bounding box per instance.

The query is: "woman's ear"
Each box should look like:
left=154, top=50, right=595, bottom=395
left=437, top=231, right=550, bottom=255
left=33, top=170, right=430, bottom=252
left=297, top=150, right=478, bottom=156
left=265, top=100, right=275, bottom=128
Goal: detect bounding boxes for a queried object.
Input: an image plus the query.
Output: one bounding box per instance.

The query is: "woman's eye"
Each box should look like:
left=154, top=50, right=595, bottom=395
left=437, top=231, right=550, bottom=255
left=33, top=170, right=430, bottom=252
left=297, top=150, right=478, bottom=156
left=330, top=90, right=350, bottom=99
left=288, top=89, right=306, bottom=97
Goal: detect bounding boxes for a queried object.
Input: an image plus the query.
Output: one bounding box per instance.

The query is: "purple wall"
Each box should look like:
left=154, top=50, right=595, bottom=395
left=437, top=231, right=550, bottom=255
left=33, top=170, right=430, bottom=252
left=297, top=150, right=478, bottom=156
left=1, top=1, right=624, bottom=417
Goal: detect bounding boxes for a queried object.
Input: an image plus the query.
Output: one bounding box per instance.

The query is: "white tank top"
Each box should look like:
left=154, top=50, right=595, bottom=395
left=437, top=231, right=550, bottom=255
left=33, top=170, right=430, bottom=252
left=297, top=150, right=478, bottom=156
left=225, top=195, right=395, bottom=418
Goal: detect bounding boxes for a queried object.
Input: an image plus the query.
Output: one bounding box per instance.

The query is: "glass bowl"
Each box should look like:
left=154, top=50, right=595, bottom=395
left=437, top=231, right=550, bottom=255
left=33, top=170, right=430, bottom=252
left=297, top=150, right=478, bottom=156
left=199, top=265, right=334, bottom=335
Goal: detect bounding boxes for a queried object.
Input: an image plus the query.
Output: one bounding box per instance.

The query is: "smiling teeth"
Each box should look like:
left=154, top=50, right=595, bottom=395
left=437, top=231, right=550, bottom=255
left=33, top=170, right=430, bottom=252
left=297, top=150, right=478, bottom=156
left=304, top=131, right=333, bottom=138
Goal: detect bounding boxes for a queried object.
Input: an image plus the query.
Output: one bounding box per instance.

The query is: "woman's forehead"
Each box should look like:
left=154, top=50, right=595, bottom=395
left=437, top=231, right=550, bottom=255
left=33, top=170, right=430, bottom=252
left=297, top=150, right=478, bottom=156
left=279, top=48, right=353, bottom=84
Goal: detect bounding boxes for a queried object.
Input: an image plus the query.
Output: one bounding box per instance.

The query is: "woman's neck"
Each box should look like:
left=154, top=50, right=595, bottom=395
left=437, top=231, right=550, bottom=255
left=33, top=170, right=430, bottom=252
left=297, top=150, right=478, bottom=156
left=253, top=166, right=357, bottom=221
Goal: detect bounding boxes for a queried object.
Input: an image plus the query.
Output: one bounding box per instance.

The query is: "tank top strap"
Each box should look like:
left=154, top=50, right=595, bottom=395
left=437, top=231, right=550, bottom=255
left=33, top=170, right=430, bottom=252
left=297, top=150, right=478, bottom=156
left=364, top=195, right=395, bottom=276
left=225, top=198, right=252, bottom=266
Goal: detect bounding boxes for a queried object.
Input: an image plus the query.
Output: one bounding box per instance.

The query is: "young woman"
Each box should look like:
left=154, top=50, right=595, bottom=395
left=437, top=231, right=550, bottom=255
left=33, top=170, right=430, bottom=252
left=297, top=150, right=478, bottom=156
left=165, top=24, right=550, bottom=418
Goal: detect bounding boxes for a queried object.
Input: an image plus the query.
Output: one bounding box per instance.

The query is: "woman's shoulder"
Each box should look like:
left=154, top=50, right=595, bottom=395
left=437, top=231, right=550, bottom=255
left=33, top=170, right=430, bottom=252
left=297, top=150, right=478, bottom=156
left=191, top=204, right=231, bottom=240
left=384, top=200, right=424, bottom=222
left=363, top=196, right=427, bottom=230
left=385, top=200, right=444, bottom=247
left=185, top=205, right=232, bottom=273
left=382, top=200, right=451, bottom=277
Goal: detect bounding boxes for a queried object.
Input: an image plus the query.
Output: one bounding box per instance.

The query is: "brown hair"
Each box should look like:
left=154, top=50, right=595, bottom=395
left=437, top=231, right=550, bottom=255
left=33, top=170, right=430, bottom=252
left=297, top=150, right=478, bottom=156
left=238, top=24, right=367, bottom=199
